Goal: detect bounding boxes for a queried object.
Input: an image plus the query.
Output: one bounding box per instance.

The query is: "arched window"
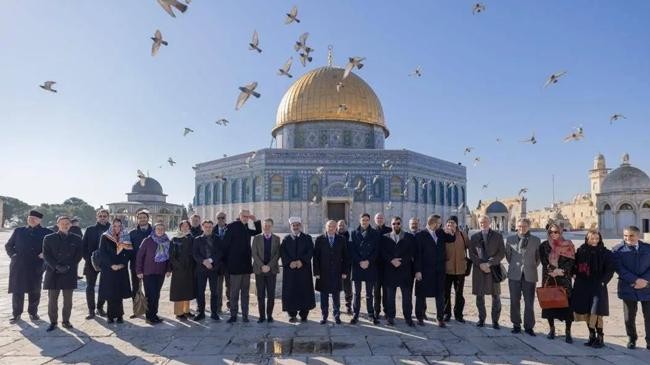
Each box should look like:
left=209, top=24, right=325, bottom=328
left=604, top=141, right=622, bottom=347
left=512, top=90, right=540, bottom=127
left=439, top=182, right=445, bottom=206
left=430, top=180, right=436, bottom=205
left=372, top=176, right=384, bottom=199
left=195, top=185, right=202, bottom=206
left=619, top=203, right=634, bottom=211
left=603, top=204, right=611, bottom=211
left=204, top=184, right=212, bottom=206
left=390, top=176, right=402, bottom=200
left=408, top=178, right=417, bottom=203
left=221, top=181, right=227, bottom=203
left=421, top=180, right=428, bottom=204
left=290, top=176, right=301, bottom=200
left=254, top=176, right=263, bottom=202
left=461, top=186, right=466, bottom=205
left=453, top=186, right=459, bottom=206
left=270, top=175, right=284, bottom=200
left=308, top=175, right=321, bottom=202
left=213, top=183, right=219, bottom=204
left=242, top=178, right=251, bottom=203
left=230, top=179, right=238, bottom=203
left=642, top=201, right=650, bottom=209
left=353, top=176, right=366, bottom=201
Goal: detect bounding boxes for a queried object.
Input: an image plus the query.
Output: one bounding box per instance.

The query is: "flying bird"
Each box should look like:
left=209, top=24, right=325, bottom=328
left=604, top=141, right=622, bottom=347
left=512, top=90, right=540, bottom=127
left=343, top=57, right=365, bottom=79
left=294, top=32, right=310, bottom=52
left=150, top=30, right=168, bottom=57
left=299, top=48, right=313, bottom=67
left=610, top=114, right=626, bottom=124
left=472, top=3, right=486, bottom=14
left=473, top=157, right=481, bottom=166
left=315, top=166, right=325, bottom=175
left=409, top=66, right=422, bottom=77
left=496, top=137, right=502, bottom=143
left=482, top=183, right=489, bottom=190
left=278, top=57, right=293, bottom=78
left=183, top=127, right=194, bottom=136
left=309, top=195, right=318, bottom=205
left=215, top=118, right=229, bottom=126
left=386, top=201, right=393, bottom=210
left=336, top=81, right=344, bottom=92
left=518, top=188, right=528, bottom=196
left=372, top=175, right=380, bottom=185
left=402, top=186, right=408, bottom=197
left=285, top=5, right=300, bottom=24
left=521, top=132, right=537, bottom=144
left=235, top=82, right=260, bottom=110
left=167, top=157, right=176, bottom=166
left=447, top=181, right=457, bottom=188
left=381, top=159, right=393, bottom=170
left=354, top=180, right=366, bottom=193
left=137, top=170, right=146, bottom=186
left=39, top=81, right=57, bottom=93
left=563, top=126, right=584, bottom=142
left=214, top=173, right=226, bottom=182
left=464, top=147, right=474, bottom=155
left=337, top=104, right=348, bottom=113
left=544, top=71, right=567, bottom=88
left=157, top=0, right=188, bottom=18
left=249, top=30, right=262, bottom=53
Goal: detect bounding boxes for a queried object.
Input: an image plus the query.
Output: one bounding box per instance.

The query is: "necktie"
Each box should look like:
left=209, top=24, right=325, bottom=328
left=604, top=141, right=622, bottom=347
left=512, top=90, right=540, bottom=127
left=328, top=236, right=334, bottom=247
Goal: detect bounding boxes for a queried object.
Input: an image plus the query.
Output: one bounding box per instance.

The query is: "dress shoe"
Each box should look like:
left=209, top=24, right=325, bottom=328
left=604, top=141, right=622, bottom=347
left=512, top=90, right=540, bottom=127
left=627, top=339, right=636, bottom=349
left=300, top=317, right=308, bottom=323
left=107, top=318, right=115, bottom=324
left=350, top=316, right=358, bottom=325
left=443, top=315, right=451, bottom=322
left=592, top=333, right=604, bottom=348
left=176, top=315, right=187, bottom=321
left=524, top=329, right=536, bottom=336
left=547, top=329, right=556, bottom=340
left=29, top=314, right=40, bottom=321
left=565, top=330, right=573, bottom=344
left=492, top=323, right=500, bottom=330
left=346, top=306, right=353, bottom=315
left=438, top=319, right=446, bottom=328
left=242, top=316, right=249, bottom=323
left=585, top=330, right=596, bottom=346
left=227, top=316, right=237, bottom=323
left=129, top=314, right=137, bottom=319
left=289, top=317, right=298, bottom=323
left=116, top=317, right=124, bottom=324
left=96, top=308, right=107, bottom=317
left=267, top=317, right=274, bottom=323
left=62, top=321, right=73, bottom=329
left=319, top=318, right=327, bottom=325
left=211, top=314, right=221, bottom=321
left=146, top=319, right=160, bottom=325
left=423, top=314, right=430, bottom=320
left=46, top=323, right=57, bottom=332
left=85, top=313, right=95, bottom=320
left=511, top=326, right=521, bottom=334
left=194, top=312, right=206, bottom=321
left=9, top=316, right=19, bottom=324
left=335, top=317, right=342, bottom=325
left=476, top=320, right=485, bottom=327
left=387, top=318, right=395, bottom=326
left=372, top=316, right=380, bottom=325
left=406, top=320, right=415, bottom=327
left=456, top=317, right=466, bottom=323
left=257, top=317, right=266, bottom=323
left=417, top=319, right=425, bottom=326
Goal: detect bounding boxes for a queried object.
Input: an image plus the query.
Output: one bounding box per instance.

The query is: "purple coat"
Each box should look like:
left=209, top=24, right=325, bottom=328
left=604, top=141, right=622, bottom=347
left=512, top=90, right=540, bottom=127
left=136, top=237, right=170, bottom=276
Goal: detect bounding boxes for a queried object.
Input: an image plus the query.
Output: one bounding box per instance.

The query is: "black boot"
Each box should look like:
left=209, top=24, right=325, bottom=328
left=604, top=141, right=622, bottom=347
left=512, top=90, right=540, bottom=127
left=593, top=328, right=604, bottom=349
left=584, top=328, right=596, bottom=347
left=547, top=319, right=555, bottom=339
left=565, top=321, right=573, bottom=344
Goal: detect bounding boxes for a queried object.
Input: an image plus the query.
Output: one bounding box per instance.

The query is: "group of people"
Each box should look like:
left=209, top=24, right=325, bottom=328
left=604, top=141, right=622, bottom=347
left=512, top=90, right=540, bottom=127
left=5, top=208, right=650, bottom=351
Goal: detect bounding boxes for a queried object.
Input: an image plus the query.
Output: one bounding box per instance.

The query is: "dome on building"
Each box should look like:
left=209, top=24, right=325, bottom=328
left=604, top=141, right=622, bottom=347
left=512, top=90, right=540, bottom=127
left=486, top=201, right=508, bottom=214
left=601, top=155, right=650, bottom=194
left=274, top=66, right=388, bottom=136
left=593, top=153, right=606, bottom=170
left=131, top=177, right=164, bottom=195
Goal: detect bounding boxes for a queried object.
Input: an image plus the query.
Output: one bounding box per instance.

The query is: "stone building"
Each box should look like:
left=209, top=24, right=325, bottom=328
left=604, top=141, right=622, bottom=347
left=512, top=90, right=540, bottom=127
left=193, top=64, right=467, bottom=234
left=108, top=176, right=183, bottom=229
left=470, top=197, right=527, bottom=233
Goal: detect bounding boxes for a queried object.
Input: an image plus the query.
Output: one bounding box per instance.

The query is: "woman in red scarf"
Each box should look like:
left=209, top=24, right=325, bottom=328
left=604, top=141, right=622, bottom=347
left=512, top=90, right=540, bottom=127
left=539, top=223, right=576, bottom=343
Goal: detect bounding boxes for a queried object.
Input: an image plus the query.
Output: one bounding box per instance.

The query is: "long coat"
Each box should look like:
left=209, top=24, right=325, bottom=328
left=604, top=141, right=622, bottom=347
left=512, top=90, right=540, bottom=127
left=540, top=240, right=575, bottom=320
left=280, top=233, right=316, bottom=312
left=572, top=244, right=614, bottom=316
left=81, top=222, right=110, bottom=276
left=251, top=234, right=281, bottom=275
left=469, top=230, right=505, bottom=295
left=223, top=219, right=262, bottom=275
left=193, top=234, right=224, bottom=274
left=612, top=241, right=650, bottom=302
left=313, top=233, right=349, bottom=293
left=5, top=225, right=52, bottom=294
left=349, top=226, right=380, bottom=282
left=98, top=235, right=133, bottom=301
left=414, top=229, right=455, bottom=297
left=42, top=232, right=83, bottom=290
left=381, top=231, right=415, bottom=288
left=169, top=234, right=195, bottom=301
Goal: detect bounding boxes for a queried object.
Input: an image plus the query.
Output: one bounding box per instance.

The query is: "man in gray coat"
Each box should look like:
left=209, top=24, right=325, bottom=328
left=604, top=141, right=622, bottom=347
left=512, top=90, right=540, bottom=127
left=505, top=218, right=541, bottom=336
left=251, top=218, right=281, bottom=323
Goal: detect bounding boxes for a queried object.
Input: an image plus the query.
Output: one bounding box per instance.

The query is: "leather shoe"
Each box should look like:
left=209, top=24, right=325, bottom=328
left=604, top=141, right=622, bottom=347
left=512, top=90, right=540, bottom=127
left=227, top=316, right=237, bottom=323
left=289, top=317, right=298, bottom=323
left=476, top=320, right=485, bottom=327
left=267, top=317, right=274, bottom=323
left=387, top=318, right=395, bottom=326
left=9, top=316, right=19, bottom=324
left=85, top=313, right=95, bottom=320
left=61, top=321, right=73, bottom=329
left=627, top=339, right=636, bottom=349
left=350, top=317, right=358, bottom=325
left=511, top=326, right=521, bottom=334
left=492, top=322, right=500, bottom=330
left=335, top=317, right=341, bottom=325
left=417, top=319, right=425, bottom=326
left=129, top=314, right=137, bottom=319
left=406, top=320, right=415, bottom=327
left=438, top=319, right=446, bottom=328
left=300, top=317, right=308, bottom=323
left=194, top=312, right=205, bottom=321
left=116, top=317, right=124, bottom=324
left=257, top=317, right=266, bottom=323
left=29, top=314, right=40, bottom=321
left=456, top=317, right=465, bottom=323
left=242, top=316, right=249, bottom=323
left=443, top=315, right=451, bottom=322
left=525, top=329, right=536, bottom=336
left=46, top=323, right=57, bottom=332
left=319, top=319, right=327, bottom=325
left=96, top=308, right=107, bottom=317
left=372, top=316, right=380, bottom=325
left=211, top=314, right=221, bottom=321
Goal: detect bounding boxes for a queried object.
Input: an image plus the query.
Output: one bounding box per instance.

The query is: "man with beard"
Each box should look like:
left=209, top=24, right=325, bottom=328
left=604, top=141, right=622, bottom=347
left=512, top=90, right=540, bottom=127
left=190, top=214, right=203, bottom=237
left=280, top=217, right=316, bottom=322
left=337, top=220, right=353, bottom=314
left=350, top=213, right=381, bottom=325
left=82, top=209, right=110, bottom=319
left=6, top=210, right=52, bottom=323
left=381, top=216, right=416, bottom=326
left=373, top=212, right=391, bottom=320
left=128, top=210, right=152, bottom=318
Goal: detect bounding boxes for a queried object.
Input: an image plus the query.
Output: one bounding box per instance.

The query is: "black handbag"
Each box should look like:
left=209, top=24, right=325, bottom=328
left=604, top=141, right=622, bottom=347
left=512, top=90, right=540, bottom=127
left=490, top=263, right=507, bottom=283
left=464, top=258, right=473, bottom=276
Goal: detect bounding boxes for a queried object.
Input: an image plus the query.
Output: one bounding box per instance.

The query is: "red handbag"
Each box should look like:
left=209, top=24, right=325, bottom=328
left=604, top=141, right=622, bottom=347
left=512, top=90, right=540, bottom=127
left=536, top=277, right=569, bottom=309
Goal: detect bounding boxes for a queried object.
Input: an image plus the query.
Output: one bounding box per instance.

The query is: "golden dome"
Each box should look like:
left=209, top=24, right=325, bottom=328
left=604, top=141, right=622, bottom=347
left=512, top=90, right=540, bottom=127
left=274, top=66, right=388, bottom=136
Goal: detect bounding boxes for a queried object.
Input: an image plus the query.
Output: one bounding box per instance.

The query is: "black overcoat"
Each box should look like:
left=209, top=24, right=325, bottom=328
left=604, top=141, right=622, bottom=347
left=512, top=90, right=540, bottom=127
left=414, top=229, right=455, bottom=297
left=349, top=226, right=380, bottom=282
left=98, top=235, right=133, bottom=301
left=42, top=232, right=83, bottom=290
left=5, top=225, right=52, bottom=294
left=381, top=231, right=416, bottom=288
left=81, top=222, right=110, bottom=275
left=169, top=234, right=196, bottom=301
left=280, top=233, right=316, bottom=311
left=313, top=233, right=349, bottom=293
left=223, top=219, right=262, bottom=275
left=572, top=244, right=614, bottom=316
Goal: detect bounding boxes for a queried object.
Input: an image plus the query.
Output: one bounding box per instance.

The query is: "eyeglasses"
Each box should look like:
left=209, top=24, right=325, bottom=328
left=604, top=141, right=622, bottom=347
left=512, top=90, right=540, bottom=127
left=549, top=230, right=560, bottom=234
left=98, top=215, right=109, bottom=218
left=392, top=222, right=401, bottom=226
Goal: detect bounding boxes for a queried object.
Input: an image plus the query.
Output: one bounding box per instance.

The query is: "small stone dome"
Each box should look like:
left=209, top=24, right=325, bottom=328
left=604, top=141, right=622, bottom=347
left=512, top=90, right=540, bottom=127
left=601, top=155, right=650, bottom=194
left=486, top=201, right=508, bottom=214
left=131, top=177, right=164, bottom=195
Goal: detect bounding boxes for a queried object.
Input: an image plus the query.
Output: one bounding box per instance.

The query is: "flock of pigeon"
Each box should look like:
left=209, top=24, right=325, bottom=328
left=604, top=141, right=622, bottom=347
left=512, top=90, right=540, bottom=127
left=34, top=1, right=630, bottom=207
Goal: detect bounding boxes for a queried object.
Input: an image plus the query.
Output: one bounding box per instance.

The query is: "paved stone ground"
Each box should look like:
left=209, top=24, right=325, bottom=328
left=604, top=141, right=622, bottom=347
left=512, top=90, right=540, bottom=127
left=1, top=229, right=649, bottom=365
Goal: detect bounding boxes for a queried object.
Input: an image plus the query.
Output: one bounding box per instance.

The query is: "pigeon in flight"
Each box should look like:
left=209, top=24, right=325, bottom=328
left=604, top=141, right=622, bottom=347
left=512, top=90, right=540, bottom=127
left=214, top=173, right=226, bottom=182
left=167, top=157, right=176, bottom=166
left=215, top=118, right=229, bottom=126
left=337, top=104, right=348, bottom=113
left=563, top=126, right=584, bottom=142
left=294, top=32, right=310, bottom=52
left=336, top=81, right=344, bottom=93
left=610, top=114, right=626, bottom=124
left=518, top=188, right=528, bottom=196
left=464, top=147, right=474, bottom=155
left=496, top=137, right=502, bottom=143
left=482, top=183, right=489, bottom=190
left=473, top=157, right=481, bottom=166
left=447, top=181, right=457, bottom=188
left=472, top=3, right=486, bottom=14
left=299, top=48, right=314, bottom=67
left=285, top=5, right=300, bottom=24
left=343, top=57, right=365, bottom=79
left=249, top=30, right=262, bottom=53
left=355, top=180, right=367, bottom=193
left=544, top=71, right=567, bottom=88
left=157, top=0, right=188, bottom=18
left=372, top=175, right=380, bottom=185
left=137, top=170, right=146, bottom=186
left=402, top=186, right=408, bottom=197
left=409, top=66, right=422, bottom=77
left=235, top=82, right=261, bottom=110
left=151, top=30, right=168, bottom=57
left=183, top=127, right=194, bottom=136
left=315, top=166, right=325, bottom=175
left=521, top=132, right=537, bottom=144
left=386, top=201, right=393, bottom=210
left=39, top=81, right=57, bottom=93
left=278, top=57, right=293, bottom=78
left=309, top=195, right=319, bottom=205
left=381, top=159, right=393, bottom=170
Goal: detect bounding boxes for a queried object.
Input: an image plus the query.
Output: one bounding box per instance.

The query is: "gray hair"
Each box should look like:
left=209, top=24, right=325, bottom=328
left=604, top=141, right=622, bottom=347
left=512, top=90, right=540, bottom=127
left=624, top=225, right=641, bottom=234
left=263, top=218, right=274, bottom=226
left=518, top=218, right=531, bottom=226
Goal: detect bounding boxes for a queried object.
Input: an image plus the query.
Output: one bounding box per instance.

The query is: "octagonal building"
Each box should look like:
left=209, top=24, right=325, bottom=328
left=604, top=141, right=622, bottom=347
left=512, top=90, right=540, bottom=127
left=193, top=66, right=467, bottom=233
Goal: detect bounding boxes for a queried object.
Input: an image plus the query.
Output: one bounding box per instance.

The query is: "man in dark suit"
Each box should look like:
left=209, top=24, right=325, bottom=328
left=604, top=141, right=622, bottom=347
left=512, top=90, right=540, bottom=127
left=314, top=220, right=350, bottom=324
left=350, top=213, right=381, bottom=324
left=223, top=209, right=262, bottom=323
left=337, top=219, right=353, bottom=314
left=214, top=211, right=230, bottom=313
left=128, top=210, right=152, bottom=318
left=81, top=209, right=110, bottom=319
left=251, top=218, right=281, bottom=323
left=381, top=216, right=416, bottom=326
left=373, top=212, right=392, bottom=320
left=192, top=220, right=223, bottom=321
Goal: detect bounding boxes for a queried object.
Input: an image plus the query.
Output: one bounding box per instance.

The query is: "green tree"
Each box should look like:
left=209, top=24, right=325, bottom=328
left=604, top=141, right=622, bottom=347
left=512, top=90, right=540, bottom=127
left=36, top=198, right=97, bottom=228
left=0, top=196, right=34, bottom=227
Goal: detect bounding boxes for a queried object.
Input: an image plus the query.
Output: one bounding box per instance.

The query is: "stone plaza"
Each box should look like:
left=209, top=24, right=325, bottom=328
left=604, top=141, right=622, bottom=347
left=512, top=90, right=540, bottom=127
left=1, top=230, right=649, bottom=365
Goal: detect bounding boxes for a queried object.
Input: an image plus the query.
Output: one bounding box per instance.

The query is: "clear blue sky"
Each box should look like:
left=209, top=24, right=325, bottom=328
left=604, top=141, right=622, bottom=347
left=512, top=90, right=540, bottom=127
left=1, top=1, right=648, bottom=211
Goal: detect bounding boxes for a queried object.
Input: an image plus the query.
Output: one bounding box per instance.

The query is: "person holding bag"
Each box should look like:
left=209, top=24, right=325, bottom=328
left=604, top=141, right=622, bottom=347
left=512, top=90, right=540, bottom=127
left=98, top=218, right=133, bottom=324
left=572, top=229, right=614, bottom=348
left=539, top=223, right=576, bottom=343
left=169, top=220, right=196, bottom=320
